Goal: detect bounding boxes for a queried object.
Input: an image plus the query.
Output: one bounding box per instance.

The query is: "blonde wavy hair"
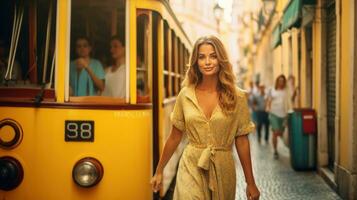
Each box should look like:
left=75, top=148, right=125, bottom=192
left=182, top=35, right=237, bottom=114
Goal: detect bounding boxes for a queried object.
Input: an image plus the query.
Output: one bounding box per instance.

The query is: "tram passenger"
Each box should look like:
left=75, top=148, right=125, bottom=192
left=69, top=36, right=105, bottom=96
left=0, top=39, right=22, bottom=85
left=101, top=35, right=126, bottom=98
left=151, top=35, right=260, bottom=200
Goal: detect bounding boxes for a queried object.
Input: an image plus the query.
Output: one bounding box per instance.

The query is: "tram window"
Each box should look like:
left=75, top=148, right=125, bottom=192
left=163, top=22, right=170, bottom=98
left=0, top=0, right=57, bottom=90
left=174, top=40, right=179, bottom=94
left=176, top=39, right=181, bottom=91
left=185, top=49, right=190, bottom=75
left=137, top=12, right=151, bottom=103
left=70, top=0, right=126, bottom=100
left=177, top=41, right=182, bottom=91
left=182, top=45, right=187, bottom=81
left=171, top=32, right=176, bottom=96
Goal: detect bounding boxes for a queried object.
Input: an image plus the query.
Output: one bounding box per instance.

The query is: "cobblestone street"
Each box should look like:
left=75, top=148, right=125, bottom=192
left=234, top=133, right=342, bottom=200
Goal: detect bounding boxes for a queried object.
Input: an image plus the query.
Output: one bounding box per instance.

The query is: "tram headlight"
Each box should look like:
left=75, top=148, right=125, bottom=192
left=72, top=157, right=103, bottom=187
left=0, top=119, right=23, bottom=149
left=0, top=156, right=24, bottom=191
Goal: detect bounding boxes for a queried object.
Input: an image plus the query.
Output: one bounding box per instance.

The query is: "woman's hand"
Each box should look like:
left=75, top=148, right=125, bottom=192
left=75, top=58, right=88, bottom=70
left=246, top=183, right=260, bottom=200
left=150, top=172, right=163, bottom=193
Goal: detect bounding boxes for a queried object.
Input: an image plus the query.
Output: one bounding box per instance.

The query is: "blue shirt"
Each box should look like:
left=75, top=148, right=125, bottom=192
left=70, top=59, right=105, bottom=96
left=253, top=93, right=267, bottom=111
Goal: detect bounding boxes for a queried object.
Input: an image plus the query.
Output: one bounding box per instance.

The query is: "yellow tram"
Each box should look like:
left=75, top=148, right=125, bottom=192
left=0, top=0, right=191, bottom=199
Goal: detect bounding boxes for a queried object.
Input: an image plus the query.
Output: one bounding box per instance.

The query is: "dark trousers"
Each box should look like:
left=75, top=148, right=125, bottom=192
left=256, top=111, right=269, bottom=142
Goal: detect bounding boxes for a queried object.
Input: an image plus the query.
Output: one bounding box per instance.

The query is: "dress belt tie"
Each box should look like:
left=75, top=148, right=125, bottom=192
left=188, top=143, right=231, bottom=200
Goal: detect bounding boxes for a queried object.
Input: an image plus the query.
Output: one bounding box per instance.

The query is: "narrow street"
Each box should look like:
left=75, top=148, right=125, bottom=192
left=234, top=133, right=342, bottom=200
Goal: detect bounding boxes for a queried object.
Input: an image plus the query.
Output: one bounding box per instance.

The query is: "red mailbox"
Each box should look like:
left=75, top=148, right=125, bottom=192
left=301, top=109, right=317, bottom=134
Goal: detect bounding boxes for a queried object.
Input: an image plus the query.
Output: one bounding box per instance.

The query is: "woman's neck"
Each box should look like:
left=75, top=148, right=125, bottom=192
left=115, top=56, right=125, bottom=67
left=81, top=56, right=90, bottom=61
left=197, top=75, right=218, bottom=92
left=112, top=57, right=125, bottom=71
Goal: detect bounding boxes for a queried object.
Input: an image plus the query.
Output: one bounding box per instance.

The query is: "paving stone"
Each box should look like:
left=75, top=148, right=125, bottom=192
left=234, top=134, right=342, bottom=200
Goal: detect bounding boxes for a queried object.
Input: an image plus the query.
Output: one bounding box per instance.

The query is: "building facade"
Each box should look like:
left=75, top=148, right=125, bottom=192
left=169, top=0, right=241, bottom=76
left=249, top=0, right=357, bottom=199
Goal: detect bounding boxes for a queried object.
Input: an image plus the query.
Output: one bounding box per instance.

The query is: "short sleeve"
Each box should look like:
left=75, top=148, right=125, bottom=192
left=235, top=93, right=255, bottom=137
left=170, top=91, right=186, bottom=132
left=93, top=60, right=105, bottom=80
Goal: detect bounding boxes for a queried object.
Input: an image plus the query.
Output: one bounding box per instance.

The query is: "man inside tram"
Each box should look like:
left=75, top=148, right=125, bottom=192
left=69, top=36, right=105, bottom=96
left=101, top=35, right=126, bottom=98
left=0, top=39, right=22, bottom=86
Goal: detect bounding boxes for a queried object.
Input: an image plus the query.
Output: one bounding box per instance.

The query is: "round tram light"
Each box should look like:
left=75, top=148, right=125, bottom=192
left=0, top=156, right=24, bottom=191
left=72, top=157, right=104, bottom=188
left=0, top=119, right=23, bottom=149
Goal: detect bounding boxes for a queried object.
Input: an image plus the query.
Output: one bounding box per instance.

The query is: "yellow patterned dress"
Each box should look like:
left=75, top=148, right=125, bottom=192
left=170, top=85, right=255, bottom=200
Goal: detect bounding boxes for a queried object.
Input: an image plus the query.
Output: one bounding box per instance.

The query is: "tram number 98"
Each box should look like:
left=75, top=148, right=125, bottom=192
left=65, top=120, right=94, bottom=142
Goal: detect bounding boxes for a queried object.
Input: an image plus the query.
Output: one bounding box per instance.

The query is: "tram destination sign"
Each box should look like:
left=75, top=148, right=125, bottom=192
left=65, top=120, right=94, bottom=142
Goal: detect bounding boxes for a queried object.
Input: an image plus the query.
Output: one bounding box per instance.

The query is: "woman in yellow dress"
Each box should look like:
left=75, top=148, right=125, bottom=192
left=151, top=35, right=260, bottom=200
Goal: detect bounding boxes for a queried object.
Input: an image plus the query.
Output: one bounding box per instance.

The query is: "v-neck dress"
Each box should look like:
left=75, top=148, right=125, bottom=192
left=170, top=85, right=255, bottom=200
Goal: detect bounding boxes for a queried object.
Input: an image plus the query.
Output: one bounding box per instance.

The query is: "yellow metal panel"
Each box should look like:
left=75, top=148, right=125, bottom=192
left=157, top=17, right=164, bottom=154
left=129, top=0, right=137, bottom=104
left=0, top=107, right=152, bottom=199
left=55, top=0, right=70, bottom=103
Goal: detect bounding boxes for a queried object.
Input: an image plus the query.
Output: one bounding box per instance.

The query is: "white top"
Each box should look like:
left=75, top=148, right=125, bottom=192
left=269, top=88, right=289, bottom=118
left=102, top=64, right=126, bottom=98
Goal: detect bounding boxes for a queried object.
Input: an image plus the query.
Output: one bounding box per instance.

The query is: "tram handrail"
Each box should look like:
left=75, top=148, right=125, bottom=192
left=42, top=1, right=54, bottom=84
left=5, top=3, right=24, bottom=81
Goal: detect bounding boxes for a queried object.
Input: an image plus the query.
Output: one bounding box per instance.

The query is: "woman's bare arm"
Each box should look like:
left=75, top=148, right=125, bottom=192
left=151, top=126, right=183, bottom=192
left=235, top=135, right=255, bottom=185
left=235, top=135, right=260, bottom=199
left=266, top=96, right=272, bottom=112
left=155, top=126, right=183, bottom=173
left=85, top=67, right=105, bottom=91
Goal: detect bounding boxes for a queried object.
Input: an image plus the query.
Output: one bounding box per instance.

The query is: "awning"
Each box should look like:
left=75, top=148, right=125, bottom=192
left=281, top=0, right=302, bottom=32
left=271, top=24, right=281, bottom=49
left=281, top=0, right=316, bottom=32
left=301, top=5, right=315, bottom=26
left=303, top=0, right=316, bottom=4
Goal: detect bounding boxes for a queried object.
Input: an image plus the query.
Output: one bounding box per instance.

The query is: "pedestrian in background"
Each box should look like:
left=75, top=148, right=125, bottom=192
left=248, top=80, right=259, bottom=126
left=266, top=74, right=289, bottom=159
left=253, top=85, right=270, bottom=144
left=150, top=35, right=260, bottom=200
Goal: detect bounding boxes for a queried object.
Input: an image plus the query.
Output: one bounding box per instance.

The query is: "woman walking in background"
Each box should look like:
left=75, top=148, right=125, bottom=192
left=267, top=75, right=289, bottom=159
left=150, top=35, right=260, bottom=200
